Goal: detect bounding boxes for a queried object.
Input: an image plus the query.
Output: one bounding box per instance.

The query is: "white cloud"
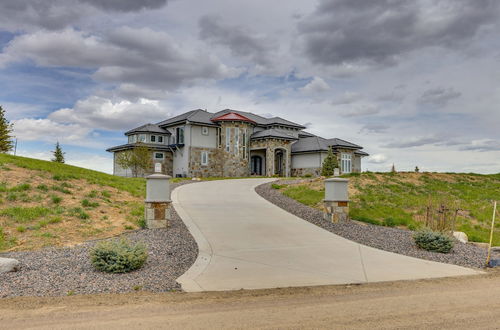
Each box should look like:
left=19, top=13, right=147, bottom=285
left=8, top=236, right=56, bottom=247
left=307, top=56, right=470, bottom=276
left=11, top=118, right=91, bottom=144
left=300, top=76, right=330, bottom=94
left=367, top=154, right=388, bottom=164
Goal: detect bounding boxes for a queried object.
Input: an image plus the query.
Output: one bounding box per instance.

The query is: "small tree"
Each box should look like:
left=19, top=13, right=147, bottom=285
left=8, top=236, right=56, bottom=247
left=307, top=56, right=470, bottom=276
left=391, top=163, right=396, bottom=173
left=116, top=143, right=152, bottom=177
left=52, top=142, right=65, bottom=163
left=321, top=147, right=339, bottom=177
left=415, top=166, right=420, bottom=173
left=0, top=105, right=14, bottom=153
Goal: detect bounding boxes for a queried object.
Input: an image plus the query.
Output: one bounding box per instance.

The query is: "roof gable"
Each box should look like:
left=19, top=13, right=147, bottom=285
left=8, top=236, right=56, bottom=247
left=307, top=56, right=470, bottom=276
left=211, top=112, right=256, bottom=123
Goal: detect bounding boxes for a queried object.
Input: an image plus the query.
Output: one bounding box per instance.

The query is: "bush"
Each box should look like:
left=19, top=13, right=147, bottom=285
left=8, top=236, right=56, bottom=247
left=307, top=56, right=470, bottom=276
left=413, top=230, right=454, bottom=253
left=90, top=239, right=148, bottom=273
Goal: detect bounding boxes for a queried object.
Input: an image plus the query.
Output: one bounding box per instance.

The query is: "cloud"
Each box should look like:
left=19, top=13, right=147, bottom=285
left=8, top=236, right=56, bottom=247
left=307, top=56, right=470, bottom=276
left=417, top=87, right=461, bottom=107
left=337, top=103, right=380, bottom=117
left=297, top=0, right=500, bottom=69
left=331, top=91, right=362, bottom=105
left=367, top=153, right=388, bottom=164
left=360, top=123, right=389, bottom=134
left=0, top=27, right=234, bottom=91
left=48, top=96, right=168, bottom=131
left=11, top=118, right=91, bottom=144
left=460, top=139, right=500, bottom=151
left=300, top=76, right=330, bottom=94
left=0, top=0, right=168, bottom=31
left=384, top=136, right=442, bottom=148
left=198, top=15, right=278, bottom=70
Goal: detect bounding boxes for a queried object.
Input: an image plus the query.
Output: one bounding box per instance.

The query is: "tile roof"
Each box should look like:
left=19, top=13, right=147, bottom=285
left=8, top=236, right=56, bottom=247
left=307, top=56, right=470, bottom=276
left=157, top=109, right=216, bottom=127
left=211, top=109, right=305, bottom=128
left=291, top=136, right=364, bottom=153
left=251, top=129, right=299, bottom=141
left=125, top=124, right=169, bottom=136
left=211, top=112, right=256, bottom=123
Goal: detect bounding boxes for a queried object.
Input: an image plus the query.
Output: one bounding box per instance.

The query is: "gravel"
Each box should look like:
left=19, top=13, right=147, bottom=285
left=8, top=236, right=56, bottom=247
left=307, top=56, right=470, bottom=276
left=0, top=182, right=198, bottom=298
left=256, top=180, right=487, bottom=269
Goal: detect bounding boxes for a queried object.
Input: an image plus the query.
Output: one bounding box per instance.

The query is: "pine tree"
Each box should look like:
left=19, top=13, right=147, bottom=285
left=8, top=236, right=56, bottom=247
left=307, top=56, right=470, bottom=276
left=321, top=147, right=339, bottom=177
left=0, top=105, right=14, bottom=153
left=52, top=142, right=65, bottom=163
left=391, top=163, right=396, bottom=173
left=415, top=166, right=420, bottom=173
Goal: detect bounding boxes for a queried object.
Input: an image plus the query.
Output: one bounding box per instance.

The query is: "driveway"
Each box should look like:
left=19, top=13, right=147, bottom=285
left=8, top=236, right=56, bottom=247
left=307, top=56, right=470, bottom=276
left=173, top=179, right=480, bottom=292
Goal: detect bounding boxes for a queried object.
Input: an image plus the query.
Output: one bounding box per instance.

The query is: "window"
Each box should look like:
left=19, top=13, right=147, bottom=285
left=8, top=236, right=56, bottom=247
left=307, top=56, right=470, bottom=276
left=201, top=151, right=208, bottom=166
left=234, top=127, right=239, bottom=155
left=154, top=152, right=164, bottom=159
left=176, top=127, right=184, bottom=144
left=341, top=153, right=352, bottom=173
left=158, top=136, right=163, bottom=143
left=202, top=126, right=209, bottom=135
left=138, top=134, right=146, bottom=143
left=150, top=135, right=156, bottom=142
left=217, top=128, right=222, bottom=148
left=242, top=129, right=247, bottom=159
left=128, top=135, right=137, bottom=143
left=225, top=127, right=231, bottom=152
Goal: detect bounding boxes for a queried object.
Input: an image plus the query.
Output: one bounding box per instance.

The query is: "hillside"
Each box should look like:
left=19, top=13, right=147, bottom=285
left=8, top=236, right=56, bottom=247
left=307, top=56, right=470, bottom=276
left=0, top=154, right=146, bottom=251
left=276, top=172, right=500, bottom=245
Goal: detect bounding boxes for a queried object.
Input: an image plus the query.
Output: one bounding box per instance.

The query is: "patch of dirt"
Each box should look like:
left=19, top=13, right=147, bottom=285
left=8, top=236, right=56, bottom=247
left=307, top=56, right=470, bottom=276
left=0, top=165, right=143, bottom=251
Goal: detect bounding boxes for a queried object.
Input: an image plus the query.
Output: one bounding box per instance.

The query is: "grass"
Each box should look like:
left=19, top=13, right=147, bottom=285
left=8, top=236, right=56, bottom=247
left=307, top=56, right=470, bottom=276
left=0, top=206, right=52, bottom=223
left=0, top=154, right=145, bottom=197
left=277, top=172, right=500, bottom=245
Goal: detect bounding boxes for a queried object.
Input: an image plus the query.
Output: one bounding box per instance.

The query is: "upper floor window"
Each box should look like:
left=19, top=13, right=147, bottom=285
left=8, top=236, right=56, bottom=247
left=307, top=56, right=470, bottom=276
left=128, top=135, right=137, bottom=143
left=150, top=135, right=156, bottom=142
left=158, top=136, right=164, bottom=143
left=176, top=127, right=185, bottom=144
left=225, top=127, right=231, bottom=152
left=242, top=129, right=247, bottom=159
left=234, top=127, right=239, bottom=155
left=138, top=134, right=146, bottom=143
left=341, top=153, right=352, bottom=173
left=202, top=126, right=209, bottom=135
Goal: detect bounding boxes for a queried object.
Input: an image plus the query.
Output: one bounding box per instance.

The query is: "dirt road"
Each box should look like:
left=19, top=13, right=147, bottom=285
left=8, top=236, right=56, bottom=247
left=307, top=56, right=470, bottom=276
left=1, top=271, right=499, bottom=329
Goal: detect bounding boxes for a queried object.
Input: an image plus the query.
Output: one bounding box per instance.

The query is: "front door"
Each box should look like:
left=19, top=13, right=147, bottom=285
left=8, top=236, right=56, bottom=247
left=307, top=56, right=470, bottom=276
left=251, top=156, right=262, bottom=175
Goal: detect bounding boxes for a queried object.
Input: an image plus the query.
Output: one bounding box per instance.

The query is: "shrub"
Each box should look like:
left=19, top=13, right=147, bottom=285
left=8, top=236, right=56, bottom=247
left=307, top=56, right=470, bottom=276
left=413, top=230, right=454, bottom=253
left=81, top=199, right=99, bottom=208
left=90, top=239, right=148, bottom=273
left=51, top=195, right=62, bottom=204
left=271, top=183, right=284, bottom=190
left=36, top=184, right=49, bottom=192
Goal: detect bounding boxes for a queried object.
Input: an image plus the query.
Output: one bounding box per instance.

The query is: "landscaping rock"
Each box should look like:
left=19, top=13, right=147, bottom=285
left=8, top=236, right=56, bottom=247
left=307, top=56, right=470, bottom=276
left=453, top=231, right=468, bottom=244
left=0, top=257, right=20, bottom=273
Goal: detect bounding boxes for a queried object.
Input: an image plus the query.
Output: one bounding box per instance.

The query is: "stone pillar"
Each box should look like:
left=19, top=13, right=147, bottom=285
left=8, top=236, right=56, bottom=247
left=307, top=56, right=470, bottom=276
left=145, top=173, right=172, bottom=229
left=323, top=178, right=349, bottom=223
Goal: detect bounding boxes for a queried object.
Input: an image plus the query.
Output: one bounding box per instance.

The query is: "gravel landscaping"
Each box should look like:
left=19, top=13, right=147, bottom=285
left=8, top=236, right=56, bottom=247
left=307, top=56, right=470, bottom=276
left=256, top=180, right=487, bottom=269
left=0, top=182, right=198, bottom=298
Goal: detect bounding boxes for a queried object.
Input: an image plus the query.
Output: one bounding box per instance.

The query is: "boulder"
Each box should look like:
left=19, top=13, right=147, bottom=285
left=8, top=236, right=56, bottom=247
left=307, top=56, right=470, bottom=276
left=0, top=257, right=20, bottom=273
left=453, top=231, right=468, bottom=244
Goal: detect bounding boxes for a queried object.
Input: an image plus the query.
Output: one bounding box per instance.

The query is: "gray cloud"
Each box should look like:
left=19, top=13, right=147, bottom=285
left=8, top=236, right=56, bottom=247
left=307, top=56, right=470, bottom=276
left=417, top=87, right=461, bottom=107
left=0, top=27, right=233, bottom=91
left=0, top=0, right=168, bottom=31
left=298, top=0, right=500, bottom=68
left=359, top=123, right=389, bottom=134
left=460, top=139, right=500, bottom=151
left=384, top=136, right=442, bottom=148
left=199, top=15, right=278, bottom=68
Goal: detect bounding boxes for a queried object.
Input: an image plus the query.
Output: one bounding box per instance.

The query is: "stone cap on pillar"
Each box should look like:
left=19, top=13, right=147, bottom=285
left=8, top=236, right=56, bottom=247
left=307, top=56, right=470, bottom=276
left=324, top=177, right=349, bottom=202
left=146, top=174, right=172, bottom=202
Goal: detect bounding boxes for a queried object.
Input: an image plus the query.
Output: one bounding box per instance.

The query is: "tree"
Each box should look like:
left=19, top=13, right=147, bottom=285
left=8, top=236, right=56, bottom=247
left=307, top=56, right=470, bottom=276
left=52, top=142, right=65, bottom=163
left=321, top=147, right=339, bottom=177
left=391, top=163, right=396, bottom=173
left=0, top=105, right=14, bottom=153
left=415, top=166, right=420, bottom=173
left=115, top=143, right=152, bottom=177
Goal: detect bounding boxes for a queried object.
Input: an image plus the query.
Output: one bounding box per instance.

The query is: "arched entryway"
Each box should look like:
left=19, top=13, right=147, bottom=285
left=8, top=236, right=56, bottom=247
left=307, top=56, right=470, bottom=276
left=251, top=155, right=263, bottom=175
left=274, top=148, right=286, bottom=176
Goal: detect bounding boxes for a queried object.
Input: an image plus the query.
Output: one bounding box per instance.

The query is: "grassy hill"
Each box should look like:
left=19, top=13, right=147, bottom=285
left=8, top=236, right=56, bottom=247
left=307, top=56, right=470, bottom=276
left=0, top=154, right=146, bottom=252
left=276, top=172, right=500, bottom=245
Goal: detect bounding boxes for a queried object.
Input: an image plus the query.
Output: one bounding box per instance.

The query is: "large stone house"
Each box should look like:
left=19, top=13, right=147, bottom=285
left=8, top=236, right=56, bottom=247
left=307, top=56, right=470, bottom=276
left=106, top=109, right=368, bottom=177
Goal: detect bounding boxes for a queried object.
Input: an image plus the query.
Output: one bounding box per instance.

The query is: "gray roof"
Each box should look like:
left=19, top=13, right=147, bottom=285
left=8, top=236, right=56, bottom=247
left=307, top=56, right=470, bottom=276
left=157, top=109, right=216, bottom=127
left=211, top=109, right=305, bottom=128
left=251, top=129, right=298, bottom=141
left=298, top=131, right=316, bottom=138
left=291, top=136, right=364, bottom=153
left=354, top=150, right=369, bottom=156
left=106, top=143, right=175, bottom=153
left=125, top=123, right=169, bottom=136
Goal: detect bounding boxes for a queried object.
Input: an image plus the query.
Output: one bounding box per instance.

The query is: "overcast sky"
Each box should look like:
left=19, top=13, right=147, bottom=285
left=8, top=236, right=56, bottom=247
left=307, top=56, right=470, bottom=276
left=1, top=0, right=499, bottom=174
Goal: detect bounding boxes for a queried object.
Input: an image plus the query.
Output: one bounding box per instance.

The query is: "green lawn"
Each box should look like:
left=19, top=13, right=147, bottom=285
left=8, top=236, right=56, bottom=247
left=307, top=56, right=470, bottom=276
left=277, top=172, right=500, bottom=245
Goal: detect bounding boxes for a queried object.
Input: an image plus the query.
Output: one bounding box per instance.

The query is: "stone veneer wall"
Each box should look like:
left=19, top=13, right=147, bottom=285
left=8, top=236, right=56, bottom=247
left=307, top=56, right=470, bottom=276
left=291, top=167, right=321, bottom=177
left=250, top=139, right=293, bottom=177
left=189, top=147, right=223, bottom=177
left=219, top=122, right=252, bottom=177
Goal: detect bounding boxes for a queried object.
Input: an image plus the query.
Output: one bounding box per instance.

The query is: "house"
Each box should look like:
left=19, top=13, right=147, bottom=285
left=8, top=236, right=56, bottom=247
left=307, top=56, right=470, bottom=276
left=106, top=109, right=368, bottom=177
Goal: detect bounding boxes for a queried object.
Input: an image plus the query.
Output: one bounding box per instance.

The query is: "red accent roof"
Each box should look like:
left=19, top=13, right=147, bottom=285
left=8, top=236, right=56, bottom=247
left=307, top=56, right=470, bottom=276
left=211, top=112, right=256, bottom=123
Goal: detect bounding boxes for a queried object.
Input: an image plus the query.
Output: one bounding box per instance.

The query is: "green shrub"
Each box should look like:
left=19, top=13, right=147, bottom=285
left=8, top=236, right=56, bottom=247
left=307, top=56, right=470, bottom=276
left=36, top=184, right=49, bottom=192
left=81, top=199, right=99, bottom=208
left=303, top=174, right=313, bottom=178
left=271, top=183, right=284, bottom=190
left=101, top=190, right=111, bottom=198
left=51, top=195, right=62, bottom=204
left=16, top=226, right=26, bottom=232
left=413, top=230, right=454, bottom=253
left=90, top=239, right=148, bottom=273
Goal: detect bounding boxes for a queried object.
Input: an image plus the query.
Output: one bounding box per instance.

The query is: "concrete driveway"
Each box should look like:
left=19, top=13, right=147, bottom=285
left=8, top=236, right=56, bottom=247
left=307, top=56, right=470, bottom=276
left=173, top=179, right=480, bottom=292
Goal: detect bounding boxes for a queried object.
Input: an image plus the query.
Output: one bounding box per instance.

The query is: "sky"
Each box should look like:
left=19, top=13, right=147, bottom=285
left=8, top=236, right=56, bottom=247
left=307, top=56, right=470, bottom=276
left=0, top=0, right=499, bottom=174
